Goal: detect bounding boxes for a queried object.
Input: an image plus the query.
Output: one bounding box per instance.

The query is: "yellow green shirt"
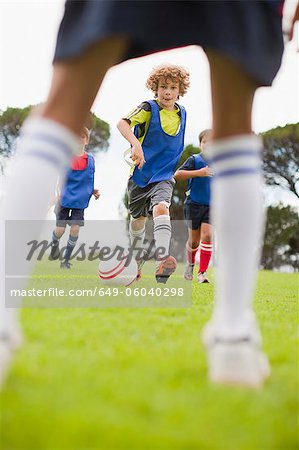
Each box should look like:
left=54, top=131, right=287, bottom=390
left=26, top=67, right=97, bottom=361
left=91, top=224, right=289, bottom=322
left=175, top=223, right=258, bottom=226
left=124, top=100, right=181, bottom=144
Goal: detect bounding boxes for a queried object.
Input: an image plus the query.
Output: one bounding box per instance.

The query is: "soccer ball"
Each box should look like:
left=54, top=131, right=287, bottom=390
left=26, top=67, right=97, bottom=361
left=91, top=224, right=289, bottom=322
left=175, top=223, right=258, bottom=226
left=98, top=250, right=138, bottom=286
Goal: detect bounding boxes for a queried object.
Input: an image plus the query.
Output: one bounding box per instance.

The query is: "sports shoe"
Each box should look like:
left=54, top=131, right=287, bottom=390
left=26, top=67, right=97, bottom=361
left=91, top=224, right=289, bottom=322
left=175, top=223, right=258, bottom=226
left=198, top=272, right=209, bottom=283
left=184, top=263, right=194, bottom=281
left=60, top=260, right=72, bottom=269
left=202, top=321, right=271, bottom=388
left=49, top=241, right=60, bottom=260
left=155, top=255, right=177, bottom=284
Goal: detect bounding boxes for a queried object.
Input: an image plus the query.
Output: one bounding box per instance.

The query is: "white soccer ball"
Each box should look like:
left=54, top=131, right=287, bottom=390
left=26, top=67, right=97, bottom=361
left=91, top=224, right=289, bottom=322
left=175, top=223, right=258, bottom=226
left=98, top=250, right=138, bottom=286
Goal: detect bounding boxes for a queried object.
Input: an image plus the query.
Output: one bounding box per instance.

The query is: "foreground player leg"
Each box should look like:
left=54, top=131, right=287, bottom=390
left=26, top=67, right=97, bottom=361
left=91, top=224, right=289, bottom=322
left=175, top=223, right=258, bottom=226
left=202, top=50, right=270, bottom=387
left=153, top=203, right=176, bottom=284
left=0, top=38, right=127, bottom=385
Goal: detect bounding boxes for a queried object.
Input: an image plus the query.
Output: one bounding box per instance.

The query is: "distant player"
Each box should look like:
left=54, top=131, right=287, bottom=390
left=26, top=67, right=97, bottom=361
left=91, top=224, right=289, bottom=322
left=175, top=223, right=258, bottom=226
left=50, top=126, right=100, bottom=269
left=1, top=0, right=298, bottom=387
left=175, top=129, right=213, bottom=283
left=117, top=64, right=189, bottom=283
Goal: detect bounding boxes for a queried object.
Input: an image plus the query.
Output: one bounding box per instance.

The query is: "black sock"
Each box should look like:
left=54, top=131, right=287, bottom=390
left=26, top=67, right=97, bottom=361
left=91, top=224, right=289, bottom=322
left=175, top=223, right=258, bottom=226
left=64, top=235, right=78, bottom=261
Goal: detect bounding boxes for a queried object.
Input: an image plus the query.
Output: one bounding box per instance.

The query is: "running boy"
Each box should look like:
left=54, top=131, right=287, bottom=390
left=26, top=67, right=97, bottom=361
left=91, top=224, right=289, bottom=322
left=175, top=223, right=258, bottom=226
left=175, top=129, right=213, bottom=283
left=117, top=64, right=190, bottom=283
left=50, top=126, right=100, bottom=269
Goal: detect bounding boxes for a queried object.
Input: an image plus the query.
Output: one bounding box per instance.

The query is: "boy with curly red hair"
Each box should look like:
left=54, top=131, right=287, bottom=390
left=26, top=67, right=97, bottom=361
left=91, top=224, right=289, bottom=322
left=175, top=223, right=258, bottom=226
left=117, top=64, right=190, bottom=283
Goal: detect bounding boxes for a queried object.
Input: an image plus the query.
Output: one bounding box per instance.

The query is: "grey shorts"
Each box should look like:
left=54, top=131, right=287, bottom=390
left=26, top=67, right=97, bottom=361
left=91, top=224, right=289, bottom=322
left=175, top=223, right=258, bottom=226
left=127, top=178, right=175, bottom=218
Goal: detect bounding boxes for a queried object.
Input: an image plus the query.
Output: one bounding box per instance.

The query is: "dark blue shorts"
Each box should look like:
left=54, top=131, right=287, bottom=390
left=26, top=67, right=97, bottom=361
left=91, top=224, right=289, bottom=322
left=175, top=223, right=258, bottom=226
left=184, top=200, right=210, bottom=230
left=54, top=0, right=284, bottom=87
left=55, top=204, right=85, bottom=227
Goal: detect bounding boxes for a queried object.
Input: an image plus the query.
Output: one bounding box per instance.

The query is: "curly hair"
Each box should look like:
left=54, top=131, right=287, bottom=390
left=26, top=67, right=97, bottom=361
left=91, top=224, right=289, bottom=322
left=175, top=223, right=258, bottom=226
left=146, top=64, right=190, bottom=98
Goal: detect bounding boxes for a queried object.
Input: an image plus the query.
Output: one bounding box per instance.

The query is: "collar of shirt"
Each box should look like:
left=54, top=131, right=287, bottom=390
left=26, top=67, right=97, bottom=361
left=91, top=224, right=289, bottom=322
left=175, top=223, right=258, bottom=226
left=71, top=151, right=88, bottom=170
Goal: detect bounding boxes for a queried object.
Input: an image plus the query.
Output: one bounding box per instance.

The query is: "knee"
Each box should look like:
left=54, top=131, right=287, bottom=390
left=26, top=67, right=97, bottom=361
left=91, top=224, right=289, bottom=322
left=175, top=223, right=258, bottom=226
left=55, top=227, right=65, bottom=238
left=201, top=233, right=212, bottom=243
left=153, top=202, right=169, bottom=217
left=70, top=225, right=80, bottom=237
left=130, top=217, right=146, bottom=232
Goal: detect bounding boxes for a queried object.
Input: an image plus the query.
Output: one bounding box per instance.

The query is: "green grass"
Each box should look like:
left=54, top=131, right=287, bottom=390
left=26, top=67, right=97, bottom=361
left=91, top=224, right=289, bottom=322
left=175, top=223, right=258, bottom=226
left=0, top=263, right=298, bottom=450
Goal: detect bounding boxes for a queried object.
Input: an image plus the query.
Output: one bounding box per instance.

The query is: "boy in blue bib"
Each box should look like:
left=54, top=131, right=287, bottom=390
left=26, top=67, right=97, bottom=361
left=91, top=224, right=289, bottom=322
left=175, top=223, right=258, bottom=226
left=117, top=65, right=190, bottom=283
left=175, top=129, right=213, bottom=283
left=50, top=127, right=100, bottom=268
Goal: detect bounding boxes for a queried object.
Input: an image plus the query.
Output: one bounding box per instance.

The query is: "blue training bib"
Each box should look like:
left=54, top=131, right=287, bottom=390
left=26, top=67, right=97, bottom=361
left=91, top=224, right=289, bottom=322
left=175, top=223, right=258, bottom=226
left=188, top=154, right=211, bottom=206
left=61, top=154, right=95, bottom=209
left=132, top=99, right=186, bottom=187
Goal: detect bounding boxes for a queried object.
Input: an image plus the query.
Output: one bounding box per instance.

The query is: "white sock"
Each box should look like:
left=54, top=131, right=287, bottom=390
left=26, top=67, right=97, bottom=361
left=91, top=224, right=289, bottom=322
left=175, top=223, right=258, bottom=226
left=153, top=214, right=171, bottom=261
left=129, top=221, right=146, bottom=260
left=208, top=135, right=264, bottom=338
left=0, top=117, right=79, bottom=336
left=4, top=117, right=78, bottom=219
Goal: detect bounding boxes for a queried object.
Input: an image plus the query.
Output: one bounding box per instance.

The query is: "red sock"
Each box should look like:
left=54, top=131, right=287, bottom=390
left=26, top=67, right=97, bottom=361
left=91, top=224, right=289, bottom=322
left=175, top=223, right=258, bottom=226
left=186, top=242, right=198, bottom=265
left=199, top=241, right=213, bottom=273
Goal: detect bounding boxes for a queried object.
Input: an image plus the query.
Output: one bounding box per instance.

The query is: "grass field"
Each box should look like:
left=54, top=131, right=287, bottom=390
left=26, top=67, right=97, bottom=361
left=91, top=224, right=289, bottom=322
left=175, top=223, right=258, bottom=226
left=0, top=261, right=298, bottom=450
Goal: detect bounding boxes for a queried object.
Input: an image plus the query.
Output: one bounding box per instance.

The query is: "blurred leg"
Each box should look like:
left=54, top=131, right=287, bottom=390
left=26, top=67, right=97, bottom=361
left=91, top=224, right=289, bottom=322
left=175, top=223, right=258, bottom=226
left=0, top=39, right=127, bottom=382
left=42, top=38, right=127, bottom=134
left=203, top=50, right=269, bottom=386
left=207, top=50, right=257, bottom=139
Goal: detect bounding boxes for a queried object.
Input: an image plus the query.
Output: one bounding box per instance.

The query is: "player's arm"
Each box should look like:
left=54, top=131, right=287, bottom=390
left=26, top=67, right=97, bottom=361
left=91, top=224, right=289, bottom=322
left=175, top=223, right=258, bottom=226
left=117, top=102, right=151, bottom=169
left=174, top=156, right=213, bottom=181
left=117, top=118, right=145, bottom=169
left=90, top=155, right=100, bottom=200
left=175, top=167, right=213, bottom=180
left=288, top=1, right=299, bottom=41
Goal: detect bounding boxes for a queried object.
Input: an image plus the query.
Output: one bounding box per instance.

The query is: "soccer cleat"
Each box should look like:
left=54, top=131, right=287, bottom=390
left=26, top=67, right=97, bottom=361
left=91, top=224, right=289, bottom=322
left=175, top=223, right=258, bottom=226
left=155, top=255, right=177, bottom=284
left=184, top=263, right=194, bottom=281
left=202, top=321, right=271, bottom=388
left=49, top=241, right=60, bottom=260
left=60, top=259, right=72, bottom=269
left=198, top=272, right=209, bottom=283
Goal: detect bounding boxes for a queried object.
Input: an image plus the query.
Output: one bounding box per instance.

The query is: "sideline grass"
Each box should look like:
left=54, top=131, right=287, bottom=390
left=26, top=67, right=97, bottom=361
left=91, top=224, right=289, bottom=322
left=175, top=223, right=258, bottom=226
left=0, top=266, right=298, bottom=449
